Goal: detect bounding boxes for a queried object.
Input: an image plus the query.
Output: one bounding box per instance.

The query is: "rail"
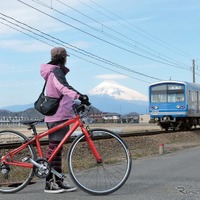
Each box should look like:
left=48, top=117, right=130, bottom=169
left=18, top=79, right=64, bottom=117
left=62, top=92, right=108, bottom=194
left=1, top=127, right=200, bottom=149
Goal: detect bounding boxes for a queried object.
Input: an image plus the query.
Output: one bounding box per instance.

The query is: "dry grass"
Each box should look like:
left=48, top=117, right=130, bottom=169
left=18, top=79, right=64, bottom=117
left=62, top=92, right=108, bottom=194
left=123, top=130, right=200, bottom=159
left=2, top=123, right=200, bottom=165
left=1, top=123, right=200, bottom=184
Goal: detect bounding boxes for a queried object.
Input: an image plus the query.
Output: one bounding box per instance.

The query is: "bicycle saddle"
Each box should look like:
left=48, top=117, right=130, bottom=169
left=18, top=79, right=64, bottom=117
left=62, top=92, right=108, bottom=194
left=20, top=119, right=44, bottom=126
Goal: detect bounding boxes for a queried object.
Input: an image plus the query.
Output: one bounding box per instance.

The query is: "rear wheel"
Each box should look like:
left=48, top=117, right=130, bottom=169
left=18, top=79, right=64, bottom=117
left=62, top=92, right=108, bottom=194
left=0, top=130, right=35, bottom=193
left=68, top=128, right=132, bottom=195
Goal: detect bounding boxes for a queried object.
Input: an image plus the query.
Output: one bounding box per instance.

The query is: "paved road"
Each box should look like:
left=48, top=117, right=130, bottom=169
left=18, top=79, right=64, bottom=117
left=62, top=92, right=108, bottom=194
left=1, top=147, right=200, bottom=200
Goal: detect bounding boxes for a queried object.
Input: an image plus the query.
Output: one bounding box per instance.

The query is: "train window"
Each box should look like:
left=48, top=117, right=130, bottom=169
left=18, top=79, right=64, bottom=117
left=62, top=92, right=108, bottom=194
left=151, top=84, right=184, bottom=103
left=151, top=85, right=167, bottom=102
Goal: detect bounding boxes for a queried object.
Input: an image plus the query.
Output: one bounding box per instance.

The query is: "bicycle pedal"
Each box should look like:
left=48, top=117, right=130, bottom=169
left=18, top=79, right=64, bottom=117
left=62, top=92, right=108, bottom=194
left=61, top=174, right=66, bottom=179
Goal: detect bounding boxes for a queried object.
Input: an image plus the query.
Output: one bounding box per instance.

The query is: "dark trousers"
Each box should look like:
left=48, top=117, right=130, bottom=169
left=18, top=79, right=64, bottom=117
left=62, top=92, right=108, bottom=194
left=46, top=121, right=69, bottom=181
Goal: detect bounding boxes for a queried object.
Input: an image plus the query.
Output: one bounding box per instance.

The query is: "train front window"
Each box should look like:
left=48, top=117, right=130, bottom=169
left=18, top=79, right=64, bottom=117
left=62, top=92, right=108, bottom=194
left=151, top=84, right=184, bottom=103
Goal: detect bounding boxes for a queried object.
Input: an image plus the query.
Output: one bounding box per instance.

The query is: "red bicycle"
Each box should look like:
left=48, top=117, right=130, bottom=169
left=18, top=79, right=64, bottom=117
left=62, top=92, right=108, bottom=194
left=0, top=103, right=132, bottom=195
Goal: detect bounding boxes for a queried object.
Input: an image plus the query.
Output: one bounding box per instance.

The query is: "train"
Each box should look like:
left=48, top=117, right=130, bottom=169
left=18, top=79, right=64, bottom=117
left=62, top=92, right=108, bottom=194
left=149, top=80, right=200, bottom=131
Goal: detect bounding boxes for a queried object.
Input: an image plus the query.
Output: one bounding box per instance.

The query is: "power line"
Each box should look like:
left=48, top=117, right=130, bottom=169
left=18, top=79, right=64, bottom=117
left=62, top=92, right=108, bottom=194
left=0, top=19, right=151, bottom=84
left=17, top=0, right=191, bottom=71
left=79, top=0, right=193, bottom=59
left=0, top=12, right=161, bottom=82
left=0, top=19, right=150, bottom=84
left=50, top=0, right=191, bottom=70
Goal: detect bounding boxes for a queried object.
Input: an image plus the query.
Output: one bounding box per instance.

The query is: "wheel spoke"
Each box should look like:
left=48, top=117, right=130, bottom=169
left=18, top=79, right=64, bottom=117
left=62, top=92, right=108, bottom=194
left=0, top=130, right=35, bottom=193
left=68, top=129, right=132, bottom=195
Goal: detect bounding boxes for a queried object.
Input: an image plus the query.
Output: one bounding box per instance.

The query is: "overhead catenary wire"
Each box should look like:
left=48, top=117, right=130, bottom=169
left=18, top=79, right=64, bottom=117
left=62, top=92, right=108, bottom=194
left=34, top=0, right=191, bottom=70
left=17, top=0, right=191, bottom=71
left=83, top=0, right=193, bottom=59
left=1, top=18, right=150, bottom=84
left=1, top=1, right=199, bottom=82
left=0, top=19, right=151, bottom=84
left=0, top=13, right=159, bottom=82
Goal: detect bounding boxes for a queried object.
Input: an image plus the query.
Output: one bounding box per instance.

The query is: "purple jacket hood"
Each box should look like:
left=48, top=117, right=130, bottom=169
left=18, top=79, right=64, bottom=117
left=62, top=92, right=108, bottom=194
left=39, top=63, right=79, bottom=122
left=40, top=64, right=69, bottom=81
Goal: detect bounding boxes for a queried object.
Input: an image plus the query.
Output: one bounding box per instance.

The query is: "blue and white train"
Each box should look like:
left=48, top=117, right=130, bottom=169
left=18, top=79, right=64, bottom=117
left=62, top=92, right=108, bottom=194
left=149, top=81, right=200, bottom=130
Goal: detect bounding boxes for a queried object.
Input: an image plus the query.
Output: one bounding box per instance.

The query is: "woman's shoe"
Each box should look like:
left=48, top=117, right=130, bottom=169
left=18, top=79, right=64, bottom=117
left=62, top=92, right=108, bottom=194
left=44, top=179, right=65, bottom=193
left=56, top=179, right=77, bottom=192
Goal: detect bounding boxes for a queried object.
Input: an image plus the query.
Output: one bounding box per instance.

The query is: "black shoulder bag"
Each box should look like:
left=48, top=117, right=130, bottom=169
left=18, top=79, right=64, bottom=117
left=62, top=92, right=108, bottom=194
left=34, top=81, right=63, bottom=116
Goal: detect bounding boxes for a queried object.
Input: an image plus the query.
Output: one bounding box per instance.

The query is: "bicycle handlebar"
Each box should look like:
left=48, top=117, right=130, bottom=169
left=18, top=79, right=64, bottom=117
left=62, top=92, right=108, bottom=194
left=72, top=102, right=91, bottom=116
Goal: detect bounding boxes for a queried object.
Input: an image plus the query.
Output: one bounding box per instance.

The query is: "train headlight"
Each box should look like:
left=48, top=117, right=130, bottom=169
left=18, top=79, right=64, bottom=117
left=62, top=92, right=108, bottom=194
left=151, top=106, right=158, bottom=110
left=177, top=105, right=185, bottom=109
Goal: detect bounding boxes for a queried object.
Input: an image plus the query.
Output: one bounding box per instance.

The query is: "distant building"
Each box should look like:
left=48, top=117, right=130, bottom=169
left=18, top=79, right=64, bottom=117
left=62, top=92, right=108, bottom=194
left=91, top=112, right=140, bottom=123
left=88, top=112, right=103, bottom=123
left=121, top=112, right=139, bottom=123
left=139, top=114, right=150, bottom=123
left=102, top=112, right=121, bottom=123
left=0, top=108, right=142, bottom=126
left=0, top=116, right=43, bottom=126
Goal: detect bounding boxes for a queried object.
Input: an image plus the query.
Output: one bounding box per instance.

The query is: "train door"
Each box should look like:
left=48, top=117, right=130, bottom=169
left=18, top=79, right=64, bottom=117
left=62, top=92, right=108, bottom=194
left=188, top=90, right=197, bottom=114
left=188, top=90, right=192, bottom=114
left=198, top=92, right=200, bottom=114
left=190, top=91, right=198, bottom=114
left=195, top=91, right=198, bottom=115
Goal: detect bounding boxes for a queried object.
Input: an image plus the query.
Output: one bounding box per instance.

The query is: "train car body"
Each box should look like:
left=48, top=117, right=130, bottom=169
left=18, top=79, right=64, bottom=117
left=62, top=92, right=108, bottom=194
left=149, top=81, right=200, bottom=130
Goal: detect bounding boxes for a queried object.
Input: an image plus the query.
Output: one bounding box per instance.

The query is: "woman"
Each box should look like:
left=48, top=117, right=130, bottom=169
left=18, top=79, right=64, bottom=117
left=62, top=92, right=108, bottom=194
left=40, top=47, right=89, bottom=193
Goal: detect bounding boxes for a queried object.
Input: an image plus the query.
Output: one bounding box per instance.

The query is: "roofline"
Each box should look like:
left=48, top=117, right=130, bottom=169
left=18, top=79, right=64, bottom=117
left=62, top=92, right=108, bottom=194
left=149, top=80, right=200, bottom=87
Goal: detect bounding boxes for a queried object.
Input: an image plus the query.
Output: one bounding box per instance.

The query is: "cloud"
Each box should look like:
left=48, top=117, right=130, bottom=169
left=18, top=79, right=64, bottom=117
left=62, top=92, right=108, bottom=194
left=0, top=1, right=94, bottom=52
left=0, top=80, right=39, bottom=88
left=71, top=41, right=91, bottom=49
left=96, top=74, right=127, bottom=80
left=0, top=39, right=50, bottom=52
left=0, top=0, right=88, bottom=36
left=0, top=8, right=67, bottom=36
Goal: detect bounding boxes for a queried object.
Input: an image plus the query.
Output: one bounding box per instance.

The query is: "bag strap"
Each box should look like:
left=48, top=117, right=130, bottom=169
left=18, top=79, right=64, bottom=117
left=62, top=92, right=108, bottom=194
left=41, top=70, right=53, bottom=95
left=51, top=69, right=63, bottom=99
left=41, top=81, right=47, bottom=95
left=41, top=70, right=63, bottom=99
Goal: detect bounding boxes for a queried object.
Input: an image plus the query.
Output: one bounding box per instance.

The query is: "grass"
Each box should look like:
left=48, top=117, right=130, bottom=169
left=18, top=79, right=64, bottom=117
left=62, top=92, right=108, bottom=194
left=2, top=123, right=200, bottom=178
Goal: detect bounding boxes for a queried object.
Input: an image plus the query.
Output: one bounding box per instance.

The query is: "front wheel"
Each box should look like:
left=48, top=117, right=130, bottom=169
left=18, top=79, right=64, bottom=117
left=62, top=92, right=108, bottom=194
left=68, top=128, right=132, bottom=195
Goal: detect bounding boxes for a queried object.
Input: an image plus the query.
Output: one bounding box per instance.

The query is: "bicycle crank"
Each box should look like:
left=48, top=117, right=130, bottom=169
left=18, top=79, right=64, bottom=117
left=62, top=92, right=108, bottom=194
left=32, top=158, right=51, bottom=178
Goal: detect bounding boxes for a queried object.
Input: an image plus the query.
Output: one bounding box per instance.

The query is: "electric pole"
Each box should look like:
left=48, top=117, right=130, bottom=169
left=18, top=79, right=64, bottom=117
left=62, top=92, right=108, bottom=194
left=193, top=59, right=195, bottom=83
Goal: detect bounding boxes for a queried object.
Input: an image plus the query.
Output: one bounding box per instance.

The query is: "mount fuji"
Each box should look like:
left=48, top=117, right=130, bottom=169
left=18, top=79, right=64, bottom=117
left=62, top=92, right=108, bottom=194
left=0, top=81, right=149, bottom=114
left=88, top=80, right=148, bottom=114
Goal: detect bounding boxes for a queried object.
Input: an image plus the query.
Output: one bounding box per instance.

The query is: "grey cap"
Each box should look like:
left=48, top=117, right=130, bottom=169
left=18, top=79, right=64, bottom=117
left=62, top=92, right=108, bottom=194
left=51, top=47, right=69, bottom=60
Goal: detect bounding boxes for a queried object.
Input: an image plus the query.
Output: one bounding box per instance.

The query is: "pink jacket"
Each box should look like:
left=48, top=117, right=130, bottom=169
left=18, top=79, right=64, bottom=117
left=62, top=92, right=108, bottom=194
left=40, top=64, right=80, bottom=122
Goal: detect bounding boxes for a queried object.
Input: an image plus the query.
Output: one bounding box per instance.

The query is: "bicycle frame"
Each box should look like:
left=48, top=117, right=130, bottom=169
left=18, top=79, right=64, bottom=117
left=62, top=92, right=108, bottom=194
left=1, top=114, right=102, bottom=170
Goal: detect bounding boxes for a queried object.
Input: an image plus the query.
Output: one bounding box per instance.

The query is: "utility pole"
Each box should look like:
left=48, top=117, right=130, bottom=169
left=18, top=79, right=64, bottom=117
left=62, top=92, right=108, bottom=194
left=193, top=59, right=195, bottom=83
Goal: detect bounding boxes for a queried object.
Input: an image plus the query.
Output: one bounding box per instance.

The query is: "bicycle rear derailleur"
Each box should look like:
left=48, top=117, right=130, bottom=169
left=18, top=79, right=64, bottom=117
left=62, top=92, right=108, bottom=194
left=0, top=162, right=10, bottom=179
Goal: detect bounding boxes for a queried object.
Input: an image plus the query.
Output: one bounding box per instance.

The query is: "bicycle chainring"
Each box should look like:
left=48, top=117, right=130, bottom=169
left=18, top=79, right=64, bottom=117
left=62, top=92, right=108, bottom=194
left=33, top=158, right=51, bottom=178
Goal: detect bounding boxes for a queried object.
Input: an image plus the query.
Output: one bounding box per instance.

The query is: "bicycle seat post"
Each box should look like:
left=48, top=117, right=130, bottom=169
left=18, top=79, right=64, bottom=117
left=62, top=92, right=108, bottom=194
left=28, top=125, right=37, bottom=135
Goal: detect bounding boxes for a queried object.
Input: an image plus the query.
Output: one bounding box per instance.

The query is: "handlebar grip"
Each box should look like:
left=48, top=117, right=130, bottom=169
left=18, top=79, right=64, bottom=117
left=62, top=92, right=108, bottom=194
left=73, top=103, right=90, bottom=115
left=85, top=101, right=91, bottom=106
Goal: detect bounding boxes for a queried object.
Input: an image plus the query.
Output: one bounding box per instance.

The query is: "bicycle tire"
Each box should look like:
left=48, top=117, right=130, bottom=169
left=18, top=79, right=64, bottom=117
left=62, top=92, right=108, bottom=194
left=0, top=130, right=36, bottom=193
left=68, top=128, right=132, bottom=195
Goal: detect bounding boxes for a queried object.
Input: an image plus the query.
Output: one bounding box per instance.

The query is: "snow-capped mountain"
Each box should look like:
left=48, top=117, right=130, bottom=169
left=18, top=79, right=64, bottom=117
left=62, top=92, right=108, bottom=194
left=0, top=81, right=149, bottom=114
left=89, top=81, right=148, bottom=114
left=89, top=80, right=148, bottom=101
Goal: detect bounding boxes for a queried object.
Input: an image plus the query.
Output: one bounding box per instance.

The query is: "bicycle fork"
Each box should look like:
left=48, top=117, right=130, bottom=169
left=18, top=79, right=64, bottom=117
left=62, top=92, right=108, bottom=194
left=82, top=127, right=102, bottom=163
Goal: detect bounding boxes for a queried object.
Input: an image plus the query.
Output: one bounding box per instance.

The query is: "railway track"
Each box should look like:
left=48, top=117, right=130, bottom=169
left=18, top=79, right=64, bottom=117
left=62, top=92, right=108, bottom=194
left=1, top=127, right=200, bottom=148
left=121, top=127, right=200, bottom=137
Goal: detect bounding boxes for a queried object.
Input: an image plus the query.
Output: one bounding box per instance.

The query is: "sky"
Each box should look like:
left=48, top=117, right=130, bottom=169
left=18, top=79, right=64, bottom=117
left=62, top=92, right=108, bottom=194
left=0, top=0, right=200, bottom=107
